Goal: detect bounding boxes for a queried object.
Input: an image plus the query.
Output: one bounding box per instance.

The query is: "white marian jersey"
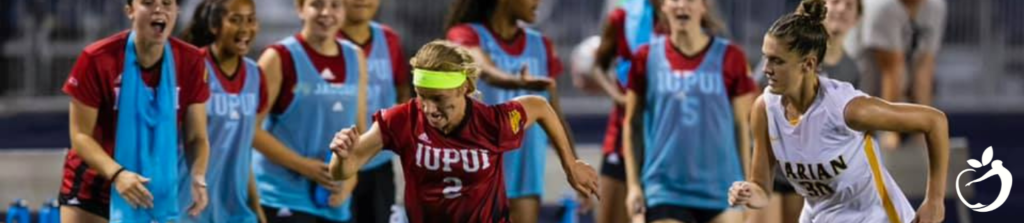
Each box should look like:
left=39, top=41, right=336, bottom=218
left=764, top=77, right=915, bottom=223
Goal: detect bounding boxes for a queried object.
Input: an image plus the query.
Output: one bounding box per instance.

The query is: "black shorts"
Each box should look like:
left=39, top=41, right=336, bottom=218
left=263, top=205, right=350, bottom=223
left=773, top=168, right=797, bottom=194
left=600, top=152, right=626, bottom=182
left=351, top=162, right=397, bottom=223
left=646, top=205, right=724, bottom=223
left=59, top=195, right=109, bottom=220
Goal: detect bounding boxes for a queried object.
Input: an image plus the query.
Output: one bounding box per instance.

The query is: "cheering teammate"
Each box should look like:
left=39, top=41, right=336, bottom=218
left=179, top=0, right=267, bottom=222
left=60, top=0, right=210, bottom=222
left=587, top=0, right=664, bottom=222
left=327, top=40, right=599, bottom=223
left=336, top=0, right=409, bottom=221
left=621, top=0, right=753, bottom=222
left=445, top=0, right=572, bottom=221
left=729, top=0, right=949, bottom=222
left=252, top=0, right=368, bottom=222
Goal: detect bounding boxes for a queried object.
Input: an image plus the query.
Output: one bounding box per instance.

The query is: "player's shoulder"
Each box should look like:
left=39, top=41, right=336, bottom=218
left=377, top=23, right=401, bottom=38
left=447, top=23, right=477, bottom=35
left=380, top=99, right=416, bottom=121
left=713, top=37, right=746, bottom=57
left=609, top=7, right=626, bottom=20
left=81, top=31, right=131, bottom=58
left=819, top=77, right=867, bottom=111
left=168, top=37, right=203, bottom=57
left=167, top=37, right=205, bottom=70
left=820, top=77, right=859, bottom=95
left=473, top=97, right=520, bottom=114
left=262, top=41, right=293, bottom=61
left=475, top=99, right=526, bottom=129
left=446, top=23, right=483, bottom=46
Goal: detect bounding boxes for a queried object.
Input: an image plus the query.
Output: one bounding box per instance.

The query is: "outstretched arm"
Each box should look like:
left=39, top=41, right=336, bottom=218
left=589, top=20, right=627, bottom=104
left=845, top=96, right=949, bottom=200
left=515, top=95, right=599, bottom=199
left=329, top=123, right=385, bottom=181
left=728, top=96, right=774, bottom=209
left=464, top=47, right=553, bottom=90
left=845, top=96, right=949, bottom=222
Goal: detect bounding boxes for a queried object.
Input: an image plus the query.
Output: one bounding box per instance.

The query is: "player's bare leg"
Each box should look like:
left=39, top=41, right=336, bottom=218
left=781, top=193, right=803, bottom=223
left=709, top=210, right=743, bottom=223
left=598, top=176, right=628, bottom=223
left=509, top=196, right=540, bottom=223
left=60, top=206, right=108, bottom=223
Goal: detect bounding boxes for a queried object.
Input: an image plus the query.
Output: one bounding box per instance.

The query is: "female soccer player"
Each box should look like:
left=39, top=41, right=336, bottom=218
left=61, top=0, right=210, bottom=222
left=253, top=0, right=368, bottom=222
left=586, top=0, right=664, bottom=222
left=620, top=0, right=753, bottom=222
left=444, top=0, right=573, bottom=221
left=335, top=0, right=409, bottom=221
left=747, top=1, right=862, bottom=222
left=179, top=0, right=266, bottom=222
left=327, top=40, right=599, bottom=223
left=729, top=0, right=949, bottom=222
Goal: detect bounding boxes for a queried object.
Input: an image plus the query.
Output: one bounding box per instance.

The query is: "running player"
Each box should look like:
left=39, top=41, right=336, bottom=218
left=252, top=0, right=369, bottom=222
left=445, top=0, right=572, bottom=221
left=335, top=0, right=409, bottom=221
left=621, top=0, right=753, bottom=222
left=746, top=0, right=863, bottom=222
left=586, top=0, right=665, bottom=222
left=728, top=0, right=949, bottom=222
left=327, top=40, right=599, bottom=223
left=179, top=0, right=266, bottom=222
left=60, top=0, right=211, bottom=222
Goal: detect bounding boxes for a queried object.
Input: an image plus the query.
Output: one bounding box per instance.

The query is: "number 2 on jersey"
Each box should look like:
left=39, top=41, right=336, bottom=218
left=443, top=177, right=463, bottom=199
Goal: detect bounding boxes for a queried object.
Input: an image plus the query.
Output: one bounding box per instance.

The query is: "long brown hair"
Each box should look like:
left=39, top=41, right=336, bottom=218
left=767, top=0, right=829, bottom=64
left=444, top=0, right=498, bottom=31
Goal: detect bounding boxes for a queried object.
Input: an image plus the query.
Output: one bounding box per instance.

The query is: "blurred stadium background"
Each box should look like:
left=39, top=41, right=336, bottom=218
left=1, top=0, right=1022, bottom=222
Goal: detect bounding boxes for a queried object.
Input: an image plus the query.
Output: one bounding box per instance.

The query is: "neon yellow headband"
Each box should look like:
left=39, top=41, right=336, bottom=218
left=413, top=69, right=467, bottom=89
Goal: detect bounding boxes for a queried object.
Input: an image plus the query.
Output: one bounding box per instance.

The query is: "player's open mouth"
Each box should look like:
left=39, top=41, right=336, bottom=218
left=676, top=14, right=691, bottom=22
left=151, top=20, right=167, bottom=34
left=429, top=113, right=444, bottom=120
left=235, top=36, right=251, bottom=50
left=316, top=18, right=334, bottom=30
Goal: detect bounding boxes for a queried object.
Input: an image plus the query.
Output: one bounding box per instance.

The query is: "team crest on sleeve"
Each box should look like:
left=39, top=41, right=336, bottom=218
left=509, top=110, right=521, bottom=134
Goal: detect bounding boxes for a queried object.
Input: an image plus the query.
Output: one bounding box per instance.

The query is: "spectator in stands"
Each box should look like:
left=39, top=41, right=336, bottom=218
left=845, top=0, right=946, bottom=149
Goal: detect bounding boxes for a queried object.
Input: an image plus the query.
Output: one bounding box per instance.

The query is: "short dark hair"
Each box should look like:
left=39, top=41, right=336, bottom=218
left=181, top=0, right=237, bottom=47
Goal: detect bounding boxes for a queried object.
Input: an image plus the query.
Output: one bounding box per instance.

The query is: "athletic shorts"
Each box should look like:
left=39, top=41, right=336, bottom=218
left=59, top=195, right=109, bottom=219
left=646, top=205, right=724, bottom=223
left=263, top=205, right=350, bottom=223
left=351, top=162, right=397, bottom=223
left=773, top=168, right=797, bottom=194
left=600, top=152, right=626, bottom=182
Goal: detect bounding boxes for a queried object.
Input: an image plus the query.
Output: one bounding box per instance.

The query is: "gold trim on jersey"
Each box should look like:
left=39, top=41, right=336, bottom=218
left=864, top=136, right=902, bottom=223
